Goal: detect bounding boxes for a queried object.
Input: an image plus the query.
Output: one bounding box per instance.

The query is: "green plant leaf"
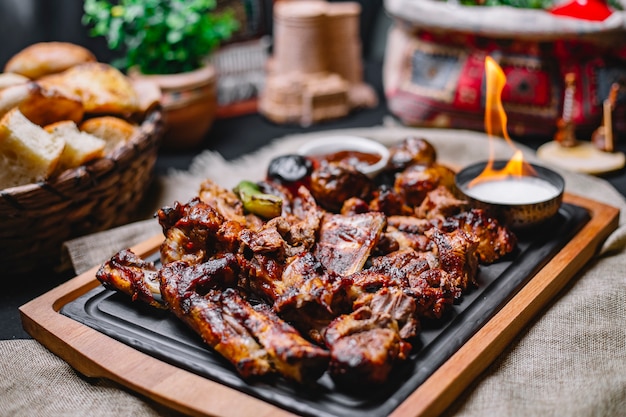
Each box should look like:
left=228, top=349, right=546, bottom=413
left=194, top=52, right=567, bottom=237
left=82, top=0, right=239, bottom=74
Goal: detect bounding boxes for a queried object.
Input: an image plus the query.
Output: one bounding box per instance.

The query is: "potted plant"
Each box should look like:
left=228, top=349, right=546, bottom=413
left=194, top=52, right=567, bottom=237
left=83, top=0, right=239, bottom=149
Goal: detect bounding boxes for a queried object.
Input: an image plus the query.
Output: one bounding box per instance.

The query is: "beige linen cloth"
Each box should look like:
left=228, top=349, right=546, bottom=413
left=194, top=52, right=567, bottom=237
left=2, top=126, right=625, bottom=417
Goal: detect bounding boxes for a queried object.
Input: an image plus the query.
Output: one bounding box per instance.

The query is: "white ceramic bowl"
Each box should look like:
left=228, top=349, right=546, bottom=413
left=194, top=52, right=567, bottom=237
left=297, top=135, right=390, bottom=178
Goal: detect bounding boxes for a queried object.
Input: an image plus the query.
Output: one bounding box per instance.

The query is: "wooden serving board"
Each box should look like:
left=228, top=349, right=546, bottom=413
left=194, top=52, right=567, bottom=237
left=20, top=193, right=619, bottom=417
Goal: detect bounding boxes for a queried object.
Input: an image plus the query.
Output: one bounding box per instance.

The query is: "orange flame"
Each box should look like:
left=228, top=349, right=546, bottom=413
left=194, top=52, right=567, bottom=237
left=469, top=56, right=537, bottom=187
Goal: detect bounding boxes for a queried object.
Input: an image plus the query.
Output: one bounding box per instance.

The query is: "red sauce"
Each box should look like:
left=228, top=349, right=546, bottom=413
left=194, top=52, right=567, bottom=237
left=312, top=150, right=382, bottom=171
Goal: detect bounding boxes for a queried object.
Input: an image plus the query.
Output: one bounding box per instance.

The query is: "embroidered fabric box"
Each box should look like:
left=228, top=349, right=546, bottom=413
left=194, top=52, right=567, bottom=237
left=382, top=0, right=626, bottom=138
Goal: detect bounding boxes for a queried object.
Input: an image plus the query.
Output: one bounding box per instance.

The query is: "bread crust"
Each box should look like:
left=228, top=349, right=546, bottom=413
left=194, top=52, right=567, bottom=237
left=80, top=116, right=138, bottom=154
left=0, top=109, right=65, bottom=189
left=19, top=83, right=84, bottom=127
left=4, top=42, right=97, bottom=80
left=39, top=63, right=140, bottom=115
left=44, top=120, right=106, bottom=174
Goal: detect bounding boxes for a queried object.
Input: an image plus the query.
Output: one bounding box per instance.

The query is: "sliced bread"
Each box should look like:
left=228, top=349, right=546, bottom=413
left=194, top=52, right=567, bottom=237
left=0, top=109, right=65, bottom=189
left=45, top=120, right=106, bottom=174
left=79, top=116, right=138, bottom=154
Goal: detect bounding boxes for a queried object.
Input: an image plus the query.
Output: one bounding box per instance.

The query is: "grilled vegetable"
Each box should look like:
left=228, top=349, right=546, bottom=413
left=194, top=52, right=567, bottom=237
left=233, top=180, right=282, bottom=219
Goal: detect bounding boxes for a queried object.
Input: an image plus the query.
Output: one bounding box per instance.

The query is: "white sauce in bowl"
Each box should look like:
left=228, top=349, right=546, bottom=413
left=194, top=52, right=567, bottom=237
left=464, top=177, right=560, bottom=205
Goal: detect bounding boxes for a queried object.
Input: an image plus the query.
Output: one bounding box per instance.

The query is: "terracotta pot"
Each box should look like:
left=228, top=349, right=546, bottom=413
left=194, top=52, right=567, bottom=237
left=131, top=64, right=218, bottom=150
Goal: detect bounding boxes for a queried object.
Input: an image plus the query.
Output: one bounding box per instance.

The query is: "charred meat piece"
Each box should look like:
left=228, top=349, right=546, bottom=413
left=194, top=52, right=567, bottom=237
left=236, top=252, right=285, bottom=303
left=426, top=227, right=479, bottom=293
left=309, top=161, right=373, bottom=212
left=443, top=209, right=517, bottom=264
left=238, top=249, right=349, bottom=344
left=314, top=212, right=386, bottom=276
left=383, top=215, right=439, bottom=253
left=341, top=186, right=414, bottom=217
left=273, top=252, right=350, bottom=343
left=285, top=186, right=325, bottom=254
left=387, top=136, right=437, bottom=171
left=221, top=292, right=330, bottom=383
left=157, top=198, right=227, bottom=265
left=367, top=185, right=415, bottom=216
left=327, top=327, right=411, bottom=386
left=238, top=186, right=324, bottom=262
left=380, top=227, right=434, bottom=253
left=157, top=256, right=240, bottom=315
left=323, top=302, right=412, bottom=386
left=387, top=214, right=439, bottom=235
left=160, top=260, right=329, bottom=383
left=368, top=248, right=456, bottom=320
left=198, top=178, right=249, bottom=226
left=352, top=287, right=420, bottom=340
left=415, top=185, right=469, bottom=219
left=96, top=249, right=164, bottom=309
left=394, top=163, right=456, bottom=207
left=340, top=197, right=371, bottom=216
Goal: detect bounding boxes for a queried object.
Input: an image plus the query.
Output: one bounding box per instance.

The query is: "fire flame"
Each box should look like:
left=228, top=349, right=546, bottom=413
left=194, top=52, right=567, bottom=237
left=469, top=56, right=537, bottom=187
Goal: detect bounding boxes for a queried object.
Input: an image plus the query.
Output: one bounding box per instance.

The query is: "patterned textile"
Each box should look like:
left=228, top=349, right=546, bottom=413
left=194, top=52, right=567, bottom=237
left=383, top=1, right=626, bottom=138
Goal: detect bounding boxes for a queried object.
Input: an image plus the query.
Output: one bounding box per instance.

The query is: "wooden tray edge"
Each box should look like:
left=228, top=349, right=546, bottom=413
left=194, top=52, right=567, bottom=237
left=19, top=193, right=620, bottom=417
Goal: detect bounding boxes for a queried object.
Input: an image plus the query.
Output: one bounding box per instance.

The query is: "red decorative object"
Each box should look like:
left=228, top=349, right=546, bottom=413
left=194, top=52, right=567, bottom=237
left=550, top=0, right=613, bottom=21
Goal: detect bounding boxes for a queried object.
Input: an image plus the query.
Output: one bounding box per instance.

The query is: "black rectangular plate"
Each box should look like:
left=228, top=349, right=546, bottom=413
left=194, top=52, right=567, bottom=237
left=61, top=203, right=589, bottom=417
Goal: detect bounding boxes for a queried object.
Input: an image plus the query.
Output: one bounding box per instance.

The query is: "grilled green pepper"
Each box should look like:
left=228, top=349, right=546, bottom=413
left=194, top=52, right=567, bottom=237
left=233, top=180, right=282, bottom=219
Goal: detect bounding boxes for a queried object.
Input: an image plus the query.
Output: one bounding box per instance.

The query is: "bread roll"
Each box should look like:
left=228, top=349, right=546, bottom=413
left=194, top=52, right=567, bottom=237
left=38, top=62, right=140, bottom=115
left=80, top=116, right=138, bottom=154
left=0, top=82, right=35, bottom=118
left=0, top=109, right=65, bottom=189
left=19, top=83, right=84, bottom=127
left=0, top=72, right=30, bottom=90
left=4, top=42, right=97, bottom=80
left=130, top=78, right=162, bottom=115
left=45, top=121, right=106, bottom=174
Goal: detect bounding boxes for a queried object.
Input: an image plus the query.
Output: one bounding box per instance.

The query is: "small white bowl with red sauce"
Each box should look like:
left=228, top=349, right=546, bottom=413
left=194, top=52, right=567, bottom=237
left=297, top=135, right=390, bottom=178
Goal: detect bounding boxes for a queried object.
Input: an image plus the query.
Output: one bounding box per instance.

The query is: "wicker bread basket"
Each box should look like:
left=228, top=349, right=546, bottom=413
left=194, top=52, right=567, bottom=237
left=0, top=107, right=164, bottom=275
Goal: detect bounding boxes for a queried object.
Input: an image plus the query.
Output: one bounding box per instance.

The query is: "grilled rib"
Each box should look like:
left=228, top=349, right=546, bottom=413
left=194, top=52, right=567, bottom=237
left=314, top=212, right=386, bottom=276
left=96, top=249, right=164, bottom=309
left=159, top=258, right=330, bottom=382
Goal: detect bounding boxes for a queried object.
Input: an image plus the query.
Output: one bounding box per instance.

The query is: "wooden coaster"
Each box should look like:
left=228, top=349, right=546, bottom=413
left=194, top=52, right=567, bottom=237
left=537, top=141, right=625, bottom=175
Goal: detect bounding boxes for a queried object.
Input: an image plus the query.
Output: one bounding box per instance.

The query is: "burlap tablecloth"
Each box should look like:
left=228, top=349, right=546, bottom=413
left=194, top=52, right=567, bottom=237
left=3, top=126, right=625, bottom=417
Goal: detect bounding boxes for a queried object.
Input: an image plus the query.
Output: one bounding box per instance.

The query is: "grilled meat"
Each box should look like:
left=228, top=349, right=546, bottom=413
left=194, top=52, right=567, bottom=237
left=272, top=252, right=350, bottom=343
left=323, top=292, right=413, bottom=385
left=309, top=161, right=373, bottom=212
left=387, top=136, right=437, bottom=171
left=198, top=178, right=250, bottom=226
left=415, top=185, right=468, bottom=219
left=157, top=198, right=230, bottom=265
left=443, top=209, right=518, bottom=264
left=314, top=212, right=386, bottom=276
left=394, top=163, right=456, bottom=207
left=159, top=258, right=330, bottom=383
left=96, top=249, right=164, bottom=308
left=95, top=136, right=519, bottom=388
left=426, top=227, right=479, bottom=293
